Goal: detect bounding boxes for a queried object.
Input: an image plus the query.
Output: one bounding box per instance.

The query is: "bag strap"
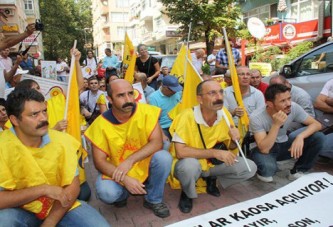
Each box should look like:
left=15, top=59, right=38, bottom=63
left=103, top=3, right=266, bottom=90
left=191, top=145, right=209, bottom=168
left=196, top=123, right=206, bottom=149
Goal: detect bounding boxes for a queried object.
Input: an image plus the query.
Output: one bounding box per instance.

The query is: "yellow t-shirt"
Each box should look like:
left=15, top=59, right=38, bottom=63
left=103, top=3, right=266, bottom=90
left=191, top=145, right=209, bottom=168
left=0, top=129, right=81, bottom=219
left=84, top=103, right=161, bottom=183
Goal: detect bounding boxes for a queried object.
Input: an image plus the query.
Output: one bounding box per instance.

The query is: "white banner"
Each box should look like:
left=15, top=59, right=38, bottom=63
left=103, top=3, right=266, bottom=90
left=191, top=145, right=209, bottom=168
left=133, top=82, right=146, bottom=104
left=167, top=172, right=333, bottom=227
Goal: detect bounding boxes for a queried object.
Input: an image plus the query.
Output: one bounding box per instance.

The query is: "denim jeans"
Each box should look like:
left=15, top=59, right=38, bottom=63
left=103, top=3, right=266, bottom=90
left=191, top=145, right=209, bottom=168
left=96, top=150, right=172, bottom=204
left=0, top=201, right=110, bottom=227
left=320, top=133, right=333, bottom=159
left=251, top=127, right=325, bottom=177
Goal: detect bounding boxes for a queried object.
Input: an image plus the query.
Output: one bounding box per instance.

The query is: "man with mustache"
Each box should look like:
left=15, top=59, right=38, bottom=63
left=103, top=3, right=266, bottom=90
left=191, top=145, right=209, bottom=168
left=84, top=79, right=172, bottom=218
left=170, top=80, right=257, bottom=213
left=0, top=88, right=109, bottom=226
left=224, top=66, right=265, bottom=125
left=250, top=84, right=324, bottom=183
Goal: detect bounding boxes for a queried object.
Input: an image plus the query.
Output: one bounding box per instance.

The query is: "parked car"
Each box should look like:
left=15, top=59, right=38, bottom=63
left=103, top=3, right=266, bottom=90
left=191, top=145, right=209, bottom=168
left=280, top=41, right=333, bottom=101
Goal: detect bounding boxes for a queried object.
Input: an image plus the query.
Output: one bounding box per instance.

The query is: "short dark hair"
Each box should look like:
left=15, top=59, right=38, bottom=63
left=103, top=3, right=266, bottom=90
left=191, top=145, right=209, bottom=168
left=137, top=44, right=147, bottom=52
left=196, top=80, right=213, bottom=95
left=6, top=88, right=45, bottom=120
left=265, top=84, right=291, bottom=102
left=0, top=98, right=6, bottom=107
left=105, top=48, right=111, bottom=53
left=88, top=76, right=98, bottom=83
left=15, top=79, right=39, bottom=90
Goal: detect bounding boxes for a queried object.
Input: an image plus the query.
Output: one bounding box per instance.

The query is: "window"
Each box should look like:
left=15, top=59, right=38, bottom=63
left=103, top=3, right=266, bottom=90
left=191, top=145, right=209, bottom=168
left=295, top=44, right=333, bottom=77
left=116, top=0, right=129, bottom=8
left=290, top=0, right=314, bottom=22
left=117, top=27, right=126, bottom=38
left=24, top=0, right=34, bottom=10
left=243, top=5, right=270, bottom=24
left=111, top=12, right=128, bottom=23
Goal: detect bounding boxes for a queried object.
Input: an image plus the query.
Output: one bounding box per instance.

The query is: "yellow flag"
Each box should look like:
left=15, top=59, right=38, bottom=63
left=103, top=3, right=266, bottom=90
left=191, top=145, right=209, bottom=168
left=170, top=45, right=192, bottom=85
left=65, top=56, right=87, bottom=184
left=169, top=53, right=203, bottom=119
left=223, top=29, right=249, bottom=138
left=123, top=32, right=136, bottom=83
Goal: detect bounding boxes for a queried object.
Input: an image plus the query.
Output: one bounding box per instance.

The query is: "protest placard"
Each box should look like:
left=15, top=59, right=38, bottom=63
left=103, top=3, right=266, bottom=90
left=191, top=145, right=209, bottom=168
left=167, top=172, right=333, bottom=227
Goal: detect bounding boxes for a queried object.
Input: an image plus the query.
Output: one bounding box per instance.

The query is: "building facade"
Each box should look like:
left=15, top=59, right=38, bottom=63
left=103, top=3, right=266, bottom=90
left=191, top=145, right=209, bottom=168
left=0, top=0, right=43, bottom=58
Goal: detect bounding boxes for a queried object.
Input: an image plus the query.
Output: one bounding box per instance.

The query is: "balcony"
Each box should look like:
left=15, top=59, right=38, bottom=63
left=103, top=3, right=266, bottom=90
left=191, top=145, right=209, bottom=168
left=24, top=9, right=35, bottom=16
left=101, top=5, right=108, bottom=15
left=142, top=31, right=152, bottom=42
left=103, top=34, right=110, bottom=41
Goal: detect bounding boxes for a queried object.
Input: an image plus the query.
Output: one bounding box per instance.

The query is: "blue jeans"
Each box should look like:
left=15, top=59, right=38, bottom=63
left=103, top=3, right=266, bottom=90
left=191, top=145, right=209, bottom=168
left=96, top=150, right=172, bottom=204
left=320, top=133, right=333, bottom=159
left=0, top=201, right=110, bottom=227
left=251, top=127, right=325, bottom=177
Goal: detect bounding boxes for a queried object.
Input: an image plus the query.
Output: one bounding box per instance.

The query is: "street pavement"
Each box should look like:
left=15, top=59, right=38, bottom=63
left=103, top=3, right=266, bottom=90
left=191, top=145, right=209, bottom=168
left=84, top=153, right=333, bottom=227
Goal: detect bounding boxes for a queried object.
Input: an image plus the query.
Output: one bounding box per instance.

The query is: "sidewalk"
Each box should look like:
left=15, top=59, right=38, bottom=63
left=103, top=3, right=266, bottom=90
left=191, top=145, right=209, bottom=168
left=85, top=155, right=333, bottom=227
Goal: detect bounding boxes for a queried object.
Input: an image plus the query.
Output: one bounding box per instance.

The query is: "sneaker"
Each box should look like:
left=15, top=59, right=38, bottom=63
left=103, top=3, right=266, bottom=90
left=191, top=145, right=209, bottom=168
left=143, top=200, right=170, bottom=218
left=256, top=174, right=273, bottom=183
left=288, top=171, right=305, bottom=180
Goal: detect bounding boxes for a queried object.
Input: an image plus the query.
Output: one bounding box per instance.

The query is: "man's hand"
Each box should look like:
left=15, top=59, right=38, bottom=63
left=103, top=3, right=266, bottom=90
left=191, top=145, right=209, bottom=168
left=43, top=185, right=71, bottom=208
left=233, top=107, right=244, bottom=117
left=52, top=120, right=68, bottom=131
left=147, top=77, right=153, bottom=84
left=71, top=48, right=81, bottom=61
left=213, top=149, right=236, bottom=166
left=14, top=55, right=23, bottom=65
left=123, top=176, right=147, bottom=195
left=112, top=159, right=134, bottom=182
left=289, top=136, right=304, bottom=159
left=26, top=23, right=36, bottom=36
left=228, top=125, right=240, bottom=142
left=272, top=110, right=287, bottom=127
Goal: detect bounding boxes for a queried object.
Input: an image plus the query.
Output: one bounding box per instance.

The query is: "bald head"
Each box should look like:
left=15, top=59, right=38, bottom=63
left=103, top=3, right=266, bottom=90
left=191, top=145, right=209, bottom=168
left=269, top=75, right=290, bottom=88
left=195, top=49, right=205, bottom=58
left=107, top=79, right=133, bottom=98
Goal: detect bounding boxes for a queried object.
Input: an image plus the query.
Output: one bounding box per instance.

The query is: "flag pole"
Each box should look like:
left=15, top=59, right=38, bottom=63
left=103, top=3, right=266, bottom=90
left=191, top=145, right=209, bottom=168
left=64, top=40, right=77, bottom=120
left=221, top=109, right=251, bottom=172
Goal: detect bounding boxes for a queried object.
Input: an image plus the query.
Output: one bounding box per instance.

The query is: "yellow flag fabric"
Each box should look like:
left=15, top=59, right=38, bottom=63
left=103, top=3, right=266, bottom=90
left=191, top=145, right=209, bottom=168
left=47, top=94, right=66, bottom=129
left=223, top=34, right=249, bottom=138
left=65, top=58, right=88, bottom=184
left=168, top=53, right=203, bottom=120
left=170, top=45, right=192, bottom=85
left=0, top=129, right=80, bottom=219
left=123, top=33, right=136, bottom=83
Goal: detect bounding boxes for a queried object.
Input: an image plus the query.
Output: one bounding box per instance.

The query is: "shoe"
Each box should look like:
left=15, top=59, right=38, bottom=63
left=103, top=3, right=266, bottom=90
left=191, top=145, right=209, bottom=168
left=178, top=191, right=192, bottom=213
left=113, top=198, right=127, bottom=208
left=256, top=174, right=273, bottom=183
left=143, top=200, right=170, bottom=218
left=288, top=171, right=305, bottom=180
left=204, top=177, right=220, bottom=197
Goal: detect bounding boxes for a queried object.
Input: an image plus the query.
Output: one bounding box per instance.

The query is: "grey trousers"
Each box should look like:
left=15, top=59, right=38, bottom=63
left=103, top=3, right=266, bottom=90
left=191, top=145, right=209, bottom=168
left=174, top=157, right=257, bottom=198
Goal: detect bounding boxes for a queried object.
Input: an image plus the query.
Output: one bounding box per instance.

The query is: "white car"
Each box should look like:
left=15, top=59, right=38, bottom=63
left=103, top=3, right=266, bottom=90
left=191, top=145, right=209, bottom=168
left=280, top=41, right=333, bottom=101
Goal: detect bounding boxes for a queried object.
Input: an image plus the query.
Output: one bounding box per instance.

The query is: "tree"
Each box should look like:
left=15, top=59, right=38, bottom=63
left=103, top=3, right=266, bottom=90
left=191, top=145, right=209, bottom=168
left=40, top=0, right=92, bottom=61
left=160, top=0, right=242, bottom=54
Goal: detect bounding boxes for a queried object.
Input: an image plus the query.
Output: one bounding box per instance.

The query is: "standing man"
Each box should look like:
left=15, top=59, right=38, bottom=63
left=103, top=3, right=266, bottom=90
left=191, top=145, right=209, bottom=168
left=207, top=49, right=218, bottom=75
left=102, top=48, right=118, bottom=80
left=250, top=84, right=324, bottom=183
left=55, top=57, right=69, bottom=82
left=84, top=79, right=172, bottom=218
left=250, top=69, right=268, bottom=95
left=191, top=49, right=205, bottom=75
left=224, top=66, right=265, bottom=125
left=0, top=48, right=13, bottom=72
left=170, top=80, right=256, bottom=213
left=216, top=39, right=241, bottom=74
left=83, top=50, right=98, bottom=76
left=20, top=53, right=34, bottom=74
left=0, top=88, right=109, bottom=226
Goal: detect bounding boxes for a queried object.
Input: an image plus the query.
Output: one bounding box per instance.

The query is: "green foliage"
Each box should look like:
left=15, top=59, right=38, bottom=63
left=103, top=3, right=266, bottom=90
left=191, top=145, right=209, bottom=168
left=250, top=41, right=314, bottom=71
left=201, top=63, right=211, bottom=75
left=160, top=0, right=243, bottom=54
left=40, top=0, right=92, bottom=61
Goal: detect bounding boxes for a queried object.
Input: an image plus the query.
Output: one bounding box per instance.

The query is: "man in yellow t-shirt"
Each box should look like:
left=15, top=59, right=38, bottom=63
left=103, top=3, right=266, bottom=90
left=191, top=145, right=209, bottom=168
left=170, top=80, right=257, bottom=213
left=84, top=79, right=172, bottom=218
left=0, top=88, right=109, bottom=226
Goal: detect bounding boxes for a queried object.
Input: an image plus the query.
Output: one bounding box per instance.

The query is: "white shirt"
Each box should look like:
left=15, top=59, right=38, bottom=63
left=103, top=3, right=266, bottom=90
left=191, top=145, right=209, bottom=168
left=320, top=78, right=333, bottom=98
